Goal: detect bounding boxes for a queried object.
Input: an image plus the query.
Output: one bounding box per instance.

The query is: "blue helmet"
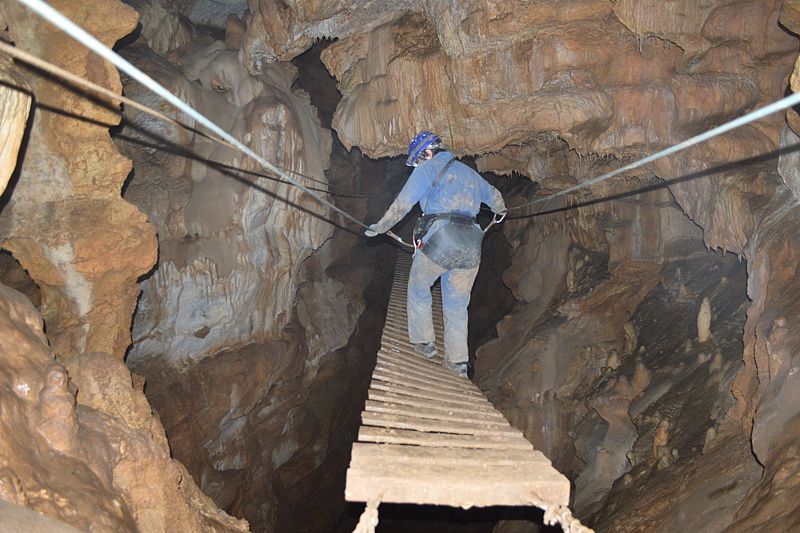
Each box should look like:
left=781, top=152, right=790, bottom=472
left=406, top=131, right=441, bottom=167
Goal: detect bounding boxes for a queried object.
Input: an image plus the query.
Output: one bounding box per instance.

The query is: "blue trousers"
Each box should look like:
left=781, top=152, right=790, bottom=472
left=407, top=251, right=480, bottom=365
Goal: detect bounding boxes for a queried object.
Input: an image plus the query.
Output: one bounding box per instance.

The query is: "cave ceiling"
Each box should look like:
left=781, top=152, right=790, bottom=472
left=210, top=0, right=797, bottom=259
left=237, top=0, right=796, bottom=174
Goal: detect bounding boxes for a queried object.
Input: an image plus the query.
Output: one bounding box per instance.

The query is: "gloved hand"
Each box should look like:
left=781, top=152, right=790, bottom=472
left=364, top=223, right=381, bottom=237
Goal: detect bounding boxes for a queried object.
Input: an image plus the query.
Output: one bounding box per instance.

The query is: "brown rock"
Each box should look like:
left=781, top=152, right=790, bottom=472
left=0, top=55, right=31, bottom=197
left=0, top=282, right=248, bottom=532
left=0, top=0, right=157, bottom=363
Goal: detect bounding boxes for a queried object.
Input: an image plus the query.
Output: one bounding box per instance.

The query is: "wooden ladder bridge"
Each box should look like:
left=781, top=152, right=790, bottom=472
left=345, top=254, right=591, bottom=532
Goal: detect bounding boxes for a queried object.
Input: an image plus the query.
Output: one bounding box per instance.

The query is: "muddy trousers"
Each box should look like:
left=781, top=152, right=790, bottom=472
left=407, top=250, right=480, bottom=365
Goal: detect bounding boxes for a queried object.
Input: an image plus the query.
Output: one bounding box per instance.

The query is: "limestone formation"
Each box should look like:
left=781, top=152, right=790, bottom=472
left=3, top=0, right=800, bottom=531
left=0, top=1, right=157, bottom=364
left=0, top=56, right=30, bottom=197
left=623, top=322, right=637, bottom=355
left=117, top=33, right=333, bottom=367
left=125, top=0, right=197, bottom=55
left=652, top=420, right=670, bottom=461
left=697, top=297, right=712, bottom=343
left=631, top=361, right=650, bottom=392
left=782, top=0, right=800, bottom=134
left=703, top=426, right=718, bottom=453
left=36, top=366, right=79, bottom=456
left=604, top=350, right=620, bottom=371
left=0, top=283, right=247, bottom=532
left=233, top=1, right=794, bottom=188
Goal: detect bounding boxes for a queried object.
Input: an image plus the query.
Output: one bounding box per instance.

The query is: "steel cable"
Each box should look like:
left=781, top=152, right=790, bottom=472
left=8, top=0, right=414, bottom=248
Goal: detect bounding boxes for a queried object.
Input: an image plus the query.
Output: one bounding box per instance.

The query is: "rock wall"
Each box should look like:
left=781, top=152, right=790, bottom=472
left=0, top=54, right=30, bottom=198
left=115, top=17, right=402, bottom=530
left=0, top=1, right=247, bottom=531
left=0, top=0, right=157, bottom=365
left=0, top=282, right=248, bottom=532
left=726, top=5, right=800, bottom=526
left=237, top=1, right=792, bottom=165
left=118, top=34, right=333, bottom=368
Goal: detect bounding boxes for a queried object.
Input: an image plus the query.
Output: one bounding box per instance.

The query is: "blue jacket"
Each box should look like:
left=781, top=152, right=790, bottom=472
left=371, top=151, right=506, bottom=236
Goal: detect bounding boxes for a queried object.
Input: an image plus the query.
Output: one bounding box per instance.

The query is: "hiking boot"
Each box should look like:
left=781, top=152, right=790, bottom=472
left=414, top=341, right=438, bottom=359
left=446, top=361, right=469, bottom=379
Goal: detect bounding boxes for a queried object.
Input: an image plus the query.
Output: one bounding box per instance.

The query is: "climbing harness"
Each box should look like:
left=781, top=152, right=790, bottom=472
left=409, top=157, right=497, bottom=267
left=413, top=212, right=476, bottom=246
left=420, top=215, right=484, bottom=269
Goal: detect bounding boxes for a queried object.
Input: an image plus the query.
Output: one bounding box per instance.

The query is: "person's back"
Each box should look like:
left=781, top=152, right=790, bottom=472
left=364, top=131, right=506, bottom=379
left=418, top=153, right=496, bottom=217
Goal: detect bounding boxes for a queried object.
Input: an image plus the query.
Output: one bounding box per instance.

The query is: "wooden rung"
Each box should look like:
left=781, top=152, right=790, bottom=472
left=379, top=348, right=445, bottom=370
left=361, top=411, right=523, bottom=437
left=372, top=370, right=484, bottom=402
left=375, top=360, right=466, bottom=392
left=377, top=349, right=466, bottom=378
left=350, top=442, right=553, bottom=468
left=364, top=399, right=506, bottom=425
left=375, top=358, right=473, bottom=391
left=368, top=382, right=494, bottom=412
left=373, top=364, right=478, bottom=395
left=346, top=463, right=569, bottom=508
left=377, top=350, right=444, bottom=373
left=369, top=379, right=492, bottom=408
left=371, top=364, right=479, bottom=391
left=358, top=426, right=533, bottom=451
left=367, top=390, right=506, bottom=420
left=378, top=341, right=444, bottom=364
left=380, top=331, right=429, bottom=352
left=382, top=323, right=444, bottom=341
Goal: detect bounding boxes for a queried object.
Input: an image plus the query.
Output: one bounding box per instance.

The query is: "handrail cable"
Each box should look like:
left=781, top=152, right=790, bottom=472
left=0, top=41, right=404, bottom=201
left=9, top=0, right=800, bottom=239
left=0, top=40, right=391, bottom=198
left=506, top=91, right=800, bottom=215
left=8, top=0, right=414, bottom=248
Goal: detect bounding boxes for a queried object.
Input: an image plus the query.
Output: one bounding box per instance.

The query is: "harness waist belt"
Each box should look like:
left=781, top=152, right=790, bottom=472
left=426, top=213, right=476, bottom=224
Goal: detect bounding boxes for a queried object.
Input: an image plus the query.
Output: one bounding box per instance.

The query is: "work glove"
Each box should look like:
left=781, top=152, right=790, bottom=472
left=364, top=223, right=381, bottom=238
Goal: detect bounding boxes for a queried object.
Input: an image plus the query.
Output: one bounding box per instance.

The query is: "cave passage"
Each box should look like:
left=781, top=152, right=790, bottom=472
left=2, top=2, right=800, bottom=533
